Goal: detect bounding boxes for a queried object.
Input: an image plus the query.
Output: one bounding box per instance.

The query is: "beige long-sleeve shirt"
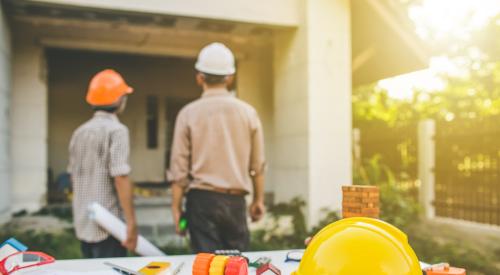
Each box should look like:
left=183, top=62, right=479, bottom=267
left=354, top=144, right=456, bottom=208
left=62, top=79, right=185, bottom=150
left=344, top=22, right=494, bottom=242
left=168, top=88, right=266, bottom=193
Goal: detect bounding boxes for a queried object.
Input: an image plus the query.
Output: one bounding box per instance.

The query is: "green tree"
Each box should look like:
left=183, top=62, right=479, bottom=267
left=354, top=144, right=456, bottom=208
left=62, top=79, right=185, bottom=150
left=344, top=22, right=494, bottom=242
left=353, top=15, right=500, bottom=126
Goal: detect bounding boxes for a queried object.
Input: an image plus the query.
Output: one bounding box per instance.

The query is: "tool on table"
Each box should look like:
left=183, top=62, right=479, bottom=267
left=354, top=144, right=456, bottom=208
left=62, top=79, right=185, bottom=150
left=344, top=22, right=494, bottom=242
left=105, top=261, right=180, bottom=275
left=192, top=253, right=249, bottom=275
left=0, top=238, right=28, bottom=261
left=104, top=261, right=141, bottom=275
left=0, top=251, right=55, bottom=275
left=256, top=263, right=281, bottom=275
left=284, top=251, right=304, bottom=263
left=249, top=257, right=271, bottom=268
left=214, top=250, right=241, bottom=256
left=214, top=250, right=249, bottom=265
left=423, top=263, right=466, bottom=275
left=224, top=257, right=248, bottom=275
left=171, top=262, right=184, bottom=275
left=139, top=262, right=171, bottom=275
left=192, top=253, right=215, bottom=275
left=209, top=255, right=229, bottom=275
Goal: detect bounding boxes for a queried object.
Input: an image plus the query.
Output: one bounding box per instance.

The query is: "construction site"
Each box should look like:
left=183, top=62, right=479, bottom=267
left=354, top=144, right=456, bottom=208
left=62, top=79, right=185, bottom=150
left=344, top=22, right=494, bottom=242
left=1, top=0, right=499, bottom=274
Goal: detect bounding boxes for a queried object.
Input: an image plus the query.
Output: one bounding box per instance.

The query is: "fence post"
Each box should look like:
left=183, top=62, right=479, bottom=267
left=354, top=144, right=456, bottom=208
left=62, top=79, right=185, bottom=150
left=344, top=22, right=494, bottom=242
left=418, top=120, right=436, bottom=219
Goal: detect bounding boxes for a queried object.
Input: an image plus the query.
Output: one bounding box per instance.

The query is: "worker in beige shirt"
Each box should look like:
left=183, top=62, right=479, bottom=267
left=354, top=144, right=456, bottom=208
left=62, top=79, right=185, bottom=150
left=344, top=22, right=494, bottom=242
left=168, top=43, right=266, bottom=253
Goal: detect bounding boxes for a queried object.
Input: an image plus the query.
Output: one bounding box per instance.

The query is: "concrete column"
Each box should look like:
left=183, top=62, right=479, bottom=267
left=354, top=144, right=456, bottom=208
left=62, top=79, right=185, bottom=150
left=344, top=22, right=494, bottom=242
left=418, top=119, right=436, bottom=219
left=307, top=0, right=352, bottom=226
left=10, top=40, right=48, bottom=213
left=0, top=4, right=12, bottom=224
left=272, top=3, right=310, bottom=207
left=273, top=0, right=352, bottom=226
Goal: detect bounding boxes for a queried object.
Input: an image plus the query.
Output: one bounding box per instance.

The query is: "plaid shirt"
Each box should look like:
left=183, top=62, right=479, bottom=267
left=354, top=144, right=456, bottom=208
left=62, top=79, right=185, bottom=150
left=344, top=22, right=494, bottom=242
left=68, top=111, right=131, bottom=243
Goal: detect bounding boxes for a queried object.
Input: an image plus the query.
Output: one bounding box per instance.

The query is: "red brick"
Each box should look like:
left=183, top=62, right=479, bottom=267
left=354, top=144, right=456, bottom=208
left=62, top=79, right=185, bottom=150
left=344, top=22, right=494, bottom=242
left=343, top=197, right=362, bottom=203
left=361, top=197, right=380, bottom=203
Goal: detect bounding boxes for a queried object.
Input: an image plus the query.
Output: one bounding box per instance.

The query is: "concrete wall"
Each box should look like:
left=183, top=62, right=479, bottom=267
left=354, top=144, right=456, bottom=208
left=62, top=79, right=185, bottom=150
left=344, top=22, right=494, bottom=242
left=10, top=41, right=48, bottom=213
left=272, top=0, right=310, bottom=205
left=306, top=0, right=352, bottom=226
left=273, top=0, right=352, bottom=226
left=28, top=0, right=300, bottom=27
left=0, top=3, right=12, bottom=223
left=237, top=48, right=275, bottom=192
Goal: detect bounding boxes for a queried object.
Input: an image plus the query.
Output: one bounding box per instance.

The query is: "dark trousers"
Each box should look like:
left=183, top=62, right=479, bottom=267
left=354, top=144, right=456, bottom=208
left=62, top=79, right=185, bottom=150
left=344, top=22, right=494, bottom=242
left=186, top=189, right=250, bottom=253
left=80, top=236, right=127, bottom=258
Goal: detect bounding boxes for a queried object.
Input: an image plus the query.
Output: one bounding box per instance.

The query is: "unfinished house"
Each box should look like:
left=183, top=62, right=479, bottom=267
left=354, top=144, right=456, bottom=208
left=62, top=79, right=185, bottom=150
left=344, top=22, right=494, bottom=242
left=0, top=0, right=426, bottom=242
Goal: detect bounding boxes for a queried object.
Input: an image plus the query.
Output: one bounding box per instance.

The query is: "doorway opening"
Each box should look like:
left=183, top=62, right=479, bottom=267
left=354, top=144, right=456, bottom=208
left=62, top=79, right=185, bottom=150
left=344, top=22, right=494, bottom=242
left=47, top=48, right=199, bottom=202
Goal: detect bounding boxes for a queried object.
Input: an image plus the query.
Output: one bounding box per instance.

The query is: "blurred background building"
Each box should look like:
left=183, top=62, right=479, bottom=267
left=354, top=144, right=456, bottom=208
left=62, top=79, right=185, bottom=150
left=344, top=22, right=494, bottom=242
left=0, top=0, right=426, bottom=239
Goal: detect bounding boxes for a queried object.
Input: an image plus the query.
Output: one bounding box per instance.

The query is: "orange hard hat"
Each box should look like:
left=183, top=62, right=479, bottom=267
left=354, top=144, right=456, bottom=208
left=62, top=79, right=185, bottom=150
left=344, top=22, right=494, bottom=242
left=86, top=69, right=133, bottom=106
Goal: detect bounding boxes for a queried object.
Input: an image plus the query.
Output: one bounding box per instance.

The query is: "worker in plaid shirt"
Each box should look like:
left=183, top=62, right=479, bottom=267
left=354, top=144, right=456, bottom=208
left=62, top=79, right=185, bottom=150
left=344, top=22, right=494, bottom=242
left=68, top=69, right=137, bottom=258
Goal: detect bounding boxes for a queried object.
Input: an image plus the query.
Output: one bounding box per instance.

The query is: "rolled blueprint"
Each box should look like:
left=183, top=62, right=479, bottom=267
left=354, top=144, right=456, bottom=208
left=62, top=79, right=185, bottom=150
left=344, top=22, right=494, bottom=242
left=88, top=202, right=166, bottom=257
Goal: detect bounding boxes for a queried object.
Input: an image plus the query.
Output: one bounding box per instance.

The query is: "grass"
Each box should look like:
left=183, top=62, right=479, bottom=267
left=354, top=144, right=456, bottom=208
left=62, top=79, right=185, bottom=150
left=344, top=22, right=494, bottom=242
left=0, top=228, right=82, bottom=260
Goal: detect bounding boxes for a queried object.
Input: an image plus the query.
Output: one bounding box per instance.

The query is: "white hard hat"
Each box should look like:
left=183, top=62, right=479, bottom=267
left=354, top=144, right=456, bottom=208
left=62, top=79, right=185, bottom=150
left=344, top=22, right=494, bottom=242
left=195, top=42, right=236, bottom=76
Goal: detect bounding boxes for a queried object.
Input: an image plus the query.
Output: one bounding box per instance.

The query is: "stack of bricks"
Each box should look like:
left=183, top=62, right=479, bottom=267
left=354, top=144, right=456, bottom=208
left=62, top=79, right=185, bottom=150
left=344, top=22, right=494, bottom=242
left=342, top=185, right=380, bottom=219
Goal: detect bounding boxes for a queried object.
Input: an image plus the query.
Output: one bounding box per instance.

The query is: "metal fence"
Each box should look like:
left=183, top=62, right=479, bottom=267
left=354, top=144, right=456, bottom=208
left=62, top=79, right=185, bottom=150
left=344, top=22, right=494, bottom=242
left=357, top=118, right=500, bottom=226
left=435, top=118, right=500, bottom=225
left=356, top=123, right=418, bottom=182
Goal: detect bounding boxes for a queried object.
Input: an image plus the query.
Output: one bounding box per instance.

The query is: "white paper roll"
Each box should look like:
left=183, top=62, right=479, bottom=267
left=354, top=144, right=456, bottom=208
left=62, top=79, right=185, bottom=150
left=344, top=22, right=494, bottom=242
left=88, top=202, right=166, bottom=257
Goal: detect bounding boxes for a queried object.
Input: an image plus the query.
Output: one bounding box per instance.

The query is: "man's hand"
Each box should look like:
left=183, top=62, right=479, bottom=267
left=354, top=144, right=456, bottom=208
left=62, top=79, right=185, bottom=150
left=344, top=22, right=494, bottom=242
left=114, top=175, right=138, bottom=252
left=249, top=200, right=266, bottom=222
left=122, top=223, right=138, bottom=251
left=172, top=206, right=186, bottom=236
left=250, top=173, right=265, bottom=222
left=171, top=182, right=186, bottom=236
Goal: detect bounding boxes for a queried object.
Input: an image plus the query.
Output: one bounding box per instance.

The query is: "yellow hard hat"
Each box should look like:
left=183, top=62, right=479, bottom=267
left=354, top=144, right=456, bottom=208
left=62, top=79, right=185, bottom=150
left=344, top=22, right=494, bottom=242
left=293, top=217, right=421, bottom=275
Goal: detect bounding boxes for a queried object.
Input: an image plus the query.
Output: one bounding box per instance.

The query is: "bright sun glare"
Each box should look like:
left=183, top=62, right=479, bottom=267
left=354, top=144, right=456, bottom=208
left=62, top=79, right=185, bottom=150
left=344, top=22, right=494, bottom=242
left=378, top=0, right=500, bottom=100
left=409, top=0, right=500, bottom=41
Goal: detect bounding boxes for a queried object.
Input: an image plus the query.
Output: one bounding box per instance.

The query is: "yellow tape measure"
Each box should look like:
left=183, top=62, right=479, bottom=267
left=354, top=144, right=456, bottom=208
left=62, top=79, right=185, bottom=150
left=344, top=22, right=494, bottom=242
left=138, top=262, right=171, bottom=275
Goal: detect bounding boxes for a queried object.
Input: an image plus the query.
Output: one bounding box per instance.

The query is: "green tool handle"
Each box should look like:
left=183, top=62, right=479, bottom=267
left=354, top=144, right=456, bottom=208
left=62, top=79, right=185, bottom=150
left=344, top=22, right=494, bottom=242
left=179, top=214, right=188, bottom=232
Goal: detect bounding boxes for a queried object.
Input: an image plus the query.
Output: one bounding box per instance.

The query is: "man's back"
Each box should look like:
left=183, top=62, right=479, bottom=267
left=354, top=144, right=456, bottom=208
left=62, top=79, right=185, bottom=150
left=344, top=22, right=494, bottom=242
left=169, top=88, right=265, bottom=193
left=170, top=42, right=266, bottom=253
left=68, top=111, right=131, bottom=243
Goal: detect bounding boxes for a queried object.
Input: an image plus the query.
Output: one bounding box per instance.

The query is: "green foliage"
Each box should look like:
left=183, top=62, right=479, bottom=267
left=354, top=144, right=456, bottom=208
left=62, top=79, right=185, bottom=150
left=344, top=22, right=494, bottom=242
left=160, top=244, right=191, bottom=255
left=350, top=13, right=500, bottom=274
left=308, top=209, right=341, bottom=235
left=408, top=228, right=500, bottom=275
left=354, top=155, right=420, bottom=229
left=250, top=198, right=307, bottom=250
left=0, top=228, right=81, bottom=260
left=250, top=198, right=340, bottom=251
left=34, top=204, right=73, bottom=223
left=353, top=15, right=500, bottom=128
left=250, top=155, right=420, bottom=249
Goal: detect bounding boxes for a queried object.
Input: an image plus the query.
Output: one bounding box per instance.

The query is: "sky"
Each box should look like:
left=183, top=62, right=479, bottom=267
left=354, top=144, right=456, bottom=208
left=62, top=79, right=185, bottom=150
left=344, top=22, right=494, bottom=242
left=379, top=0, right=500, bottom=100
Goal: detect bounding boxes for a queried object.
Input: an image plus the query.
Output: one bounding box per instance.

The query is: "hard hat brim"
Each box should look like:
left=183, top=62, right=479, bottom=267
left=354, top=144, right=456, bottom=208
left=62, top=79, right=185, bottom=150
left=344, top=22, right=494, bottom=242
left=195, top=62, right=235, bottom=76
left=124, top=86, right=134, bottom=94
